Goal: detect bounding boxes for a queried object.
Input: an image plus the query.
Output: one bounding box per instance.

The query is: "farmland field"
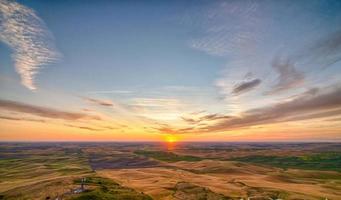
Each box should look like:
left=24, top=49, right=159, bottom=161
left=0, top=142, right=340, bottom=200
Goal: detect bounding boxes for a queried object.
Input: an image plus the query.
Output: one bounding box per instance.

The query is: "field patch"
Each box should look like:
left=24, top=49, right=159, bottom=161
left=89, top=155, right=161, bottom=170
left=88, top=151, right=161, bottom=170
left=134, top=150, right=202, bottom=162
left=230, top=152, right=341, bottom=171
left=0, top=144, right=92, bottom=195
left=171, top=182, right=231, bottom=200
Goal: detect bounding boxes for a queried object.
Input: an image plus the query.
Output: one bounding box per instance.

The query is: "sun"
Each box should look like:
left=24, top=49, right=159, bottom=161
left=165, top=135, right=177, bottom=143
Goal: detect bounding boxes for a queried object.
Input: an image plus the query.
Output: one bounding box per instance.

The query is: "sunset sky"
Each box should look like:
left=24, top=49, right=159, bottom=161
left=0, top=0, right=341, bottom=142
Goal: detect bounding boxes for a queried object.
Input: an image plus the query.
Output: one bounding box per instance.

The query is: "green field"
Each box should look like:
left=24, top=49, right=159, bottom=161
left=230, top=152, right=341, bottom=171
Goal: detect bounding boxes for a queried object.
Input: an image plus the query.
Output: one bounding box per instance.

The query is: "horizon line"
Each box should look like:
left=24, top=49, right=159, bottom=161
left=1, top=140, right=340, bottom=143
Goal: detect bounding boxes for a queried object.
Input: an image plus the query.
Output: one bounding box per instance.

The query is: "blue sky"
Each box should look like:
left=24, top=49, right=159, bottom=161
left=20, top=0, right=223, bottom=90
left=0, top=0, right=341, bottom=141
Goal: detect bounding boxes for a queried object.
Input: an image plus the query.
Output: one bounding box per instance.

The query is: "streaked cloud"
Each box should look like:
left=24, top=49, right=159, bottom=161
left=131, top=98, right=183, bottom=108
left=129, top=98, right=187, bottom=121
left=0, top=99, right=100, bottom=121
left=64, top=123, right=122, bottom=132
left=294, top=29, right=341, bottom=69
left=232, top=78, right=261, bottom=95
left=182, top=113, right=231, bottom=125
left=82, top=97, right=114, bottom=107
left=181, top=116, right=197, bottom=124
left=0, top=0, right=60, bottom=90
left=155, top=126, right=178, bottom=134
left=86, top=90, right=133, bottom=94
left=160, top=84, right=341, bottom=134
left=0, top=115, right=46, bottom=123
left=265, top=29, right=341, bottom=95
left=202, top=84, right=341, bottom=132
left=200, top=113, right=231, bottom=121
left=325, top=117, right=341, bottom=122
left=266, top=29, right=341, bottom=95
left=64, top=124, right=103, bottom=131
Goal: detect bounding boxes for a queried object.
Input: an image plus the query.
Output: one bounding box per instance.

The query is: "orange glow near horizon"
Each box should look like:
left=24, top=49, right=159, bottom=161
left=1, top=118, right=341, bottom=142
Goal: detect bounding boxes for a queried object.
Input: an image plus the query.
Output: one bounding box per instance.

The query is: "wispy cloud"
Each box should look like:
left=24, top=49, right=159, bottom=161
left=266, top=29, right=341, bottom=95
left=86, top=90, right=133, bottom=94
left=182, top=113, right=231, bottom=125
left=82, top=97, right=114, bottom=107
left=64, top=123, right=122, bottom=132
left=0, top=0, right=60, bottom=90
left=266, top=56, right=305, bottom=94
left=187, top=1, right=341, bottom=99
left=183, top=1, right=264, bottom=101
left=0, top=99, right=100, bottom=121
left=64, top=124, right=103, bottom=131
left=265, top=29, right=341, bottom=95
left=294, top=29, right=341, bottom=69
left=325, top=117, right=341, bottom=122
left=0, top=115, right=46, bottom=123
left=189, top=1, right=260, bottom=57
left=131, top=98, right=183, bottom=108
left=232, top=78, right=261, bottom=95
left=181, top=116, right=197, bottom=124
left=154, top=126, right=178, bottom=134
left=128, top=98, right=187, bottom=121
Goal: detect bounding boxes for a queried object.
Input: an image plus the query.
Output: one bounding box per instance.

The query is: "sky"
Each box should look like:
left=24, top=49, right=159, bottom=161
left=0, top=0, right=340, bottom=142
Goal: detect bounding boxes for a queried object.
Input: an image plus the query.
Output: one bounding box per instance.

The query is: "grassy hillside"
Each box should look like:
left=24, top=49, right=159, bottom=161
left=70, top=177, right=152, bottom=200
